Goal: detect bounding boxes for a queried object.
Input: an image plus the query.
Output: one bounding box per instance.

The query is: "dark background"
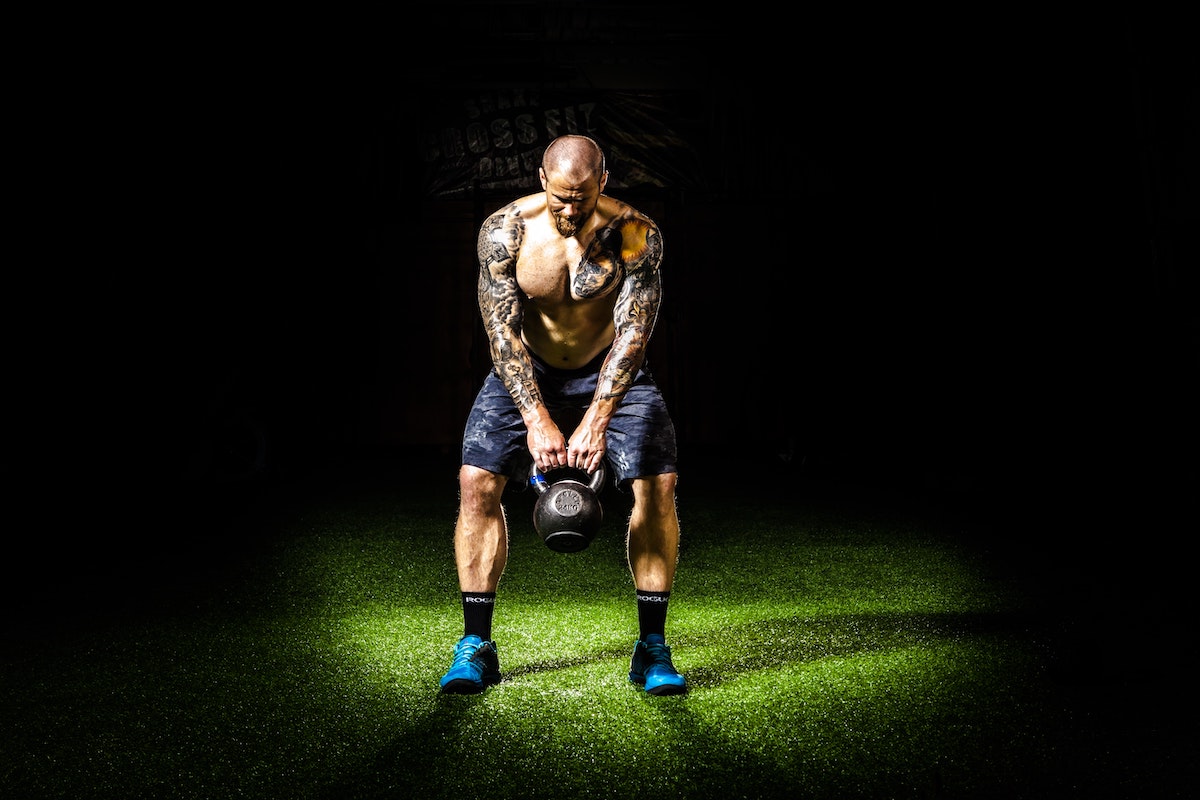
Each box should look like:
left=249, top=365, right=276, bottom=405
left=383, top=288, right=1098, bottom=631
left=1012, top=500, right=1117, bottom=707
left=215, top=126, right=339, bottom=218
left=13, top=8, right=1194, bottom=593
left=173, top=10, right=1195, bottom=485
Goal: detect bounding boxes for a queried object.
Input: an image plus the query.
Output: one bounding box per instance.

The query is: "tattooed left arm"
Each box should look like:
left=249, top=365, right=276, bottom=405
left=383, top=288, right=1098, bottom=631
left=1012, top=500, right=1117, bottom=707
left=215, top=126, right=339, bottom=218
left=585, top=216, right=664, bottom=434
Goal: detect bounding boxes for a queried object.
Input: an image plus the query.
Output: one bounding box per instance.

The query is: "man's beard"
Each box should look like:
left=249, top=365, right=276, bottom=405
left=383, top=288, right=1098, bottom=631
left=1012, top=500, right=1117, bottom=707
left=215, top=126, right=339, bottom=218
left=554, top=213, right=580, bottom=237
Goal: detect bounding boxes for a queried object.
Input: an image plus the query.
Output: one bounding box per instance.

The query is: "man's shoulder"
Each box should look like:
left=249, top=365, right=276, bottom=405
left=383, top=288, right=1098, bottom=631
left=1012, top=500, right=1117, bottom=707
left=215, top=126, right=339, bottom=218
left=599, top=196, right=656, bottom=228
left=486, top=194, right=545, bottom=221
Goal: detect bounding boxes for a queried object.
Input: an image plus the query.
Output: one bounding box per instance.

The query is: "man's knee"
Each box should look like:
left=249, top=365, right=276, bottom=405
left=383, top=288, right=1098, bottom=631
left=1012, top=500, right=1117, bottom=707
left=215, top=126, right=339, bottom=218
left=647, top=471, right=678, bottom=497
left=459, top=465, right=507, bottom=512
left=631, top=472, right=678, bottom=517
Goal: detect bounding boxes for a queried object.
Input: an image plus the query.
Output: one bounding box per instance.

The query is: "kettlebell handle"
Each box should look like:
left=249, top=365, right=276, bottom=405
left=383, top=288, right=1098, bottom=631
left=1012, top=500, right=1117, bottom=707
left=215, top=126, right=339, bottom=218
left=529, top=460, right=606, bottom=495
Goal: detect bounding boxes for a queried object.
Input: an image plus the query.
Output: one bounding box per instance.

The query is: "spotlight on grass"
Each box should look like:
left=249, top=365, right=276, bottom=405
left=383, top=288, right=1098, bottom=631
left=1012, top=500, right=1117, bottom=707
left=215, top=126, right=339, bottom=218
left=2, top=479, right=1076, bottom=799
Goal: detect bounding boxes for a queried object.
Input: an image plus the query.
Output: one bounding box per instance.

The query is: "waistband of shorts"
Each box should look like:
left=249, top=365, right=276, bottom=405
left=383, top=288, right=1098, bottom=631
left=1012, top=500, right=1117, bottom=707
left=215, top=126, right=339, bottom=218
left=529, top=345, right=612, bottom=378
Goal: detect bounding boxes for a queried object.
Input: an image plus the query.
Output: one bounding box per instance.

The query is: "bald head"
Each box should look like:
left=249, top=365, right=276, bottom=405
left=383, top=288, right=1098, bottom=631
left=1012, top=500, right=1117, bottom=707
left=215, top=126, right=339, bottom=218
left=542, top=135, right=606, bottom=183
left=539, top=136, right=609, bottom=237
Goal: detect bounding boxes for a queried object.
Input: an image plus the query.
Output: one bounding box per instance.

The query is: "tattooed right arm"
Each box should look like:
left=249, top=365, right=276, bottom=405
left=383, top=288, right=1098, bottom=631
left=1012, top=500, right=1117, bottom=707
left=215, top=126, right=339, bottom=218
left=476, top=204, right=543, bottom=415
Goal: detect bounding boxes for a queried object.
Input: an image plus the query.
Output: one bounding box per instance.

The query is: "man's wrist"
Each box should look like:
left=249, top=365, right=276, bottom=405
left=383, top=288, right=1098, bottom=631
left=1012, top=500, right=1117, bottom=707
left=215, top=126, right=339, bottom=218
left=521, top=403, right=553, bottom=427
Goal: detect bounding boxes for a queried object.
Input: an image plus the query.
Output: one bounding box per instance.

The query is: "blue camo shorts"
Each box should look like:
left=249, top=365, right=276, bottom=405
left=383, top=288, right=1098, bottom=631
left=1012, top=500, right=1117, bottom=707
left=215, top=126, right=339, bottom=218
left=461, top=348, right=677, bottom=489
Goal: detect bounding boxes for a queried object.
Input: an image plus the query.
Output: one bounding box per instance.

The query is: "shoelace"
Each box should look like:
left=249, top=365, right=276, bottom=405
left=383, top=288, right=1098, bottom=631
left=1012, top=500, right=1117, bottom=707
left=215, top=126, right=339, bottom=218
left=452, top=641, right=481, bottom=667
left=644, top=641, right=674, bottom=669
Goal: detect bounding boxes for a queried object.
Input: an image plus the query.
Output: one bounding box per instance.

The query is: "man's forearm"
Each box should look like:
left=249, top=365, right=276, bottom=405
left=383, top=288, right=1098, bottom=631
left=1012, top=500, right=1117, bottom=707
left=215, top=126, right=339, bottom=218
left=593, top=332, right=645, bottom=404
left=490, top=334, right=544, bottom=417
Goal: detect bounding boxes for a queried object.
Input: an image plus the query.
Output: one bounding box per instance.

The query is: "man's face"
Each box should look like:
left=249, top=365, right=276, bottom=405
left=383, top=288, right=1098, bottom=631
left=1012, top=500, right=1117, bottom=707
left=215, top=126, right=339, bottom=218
left=541, top=170, right=604, bottom=237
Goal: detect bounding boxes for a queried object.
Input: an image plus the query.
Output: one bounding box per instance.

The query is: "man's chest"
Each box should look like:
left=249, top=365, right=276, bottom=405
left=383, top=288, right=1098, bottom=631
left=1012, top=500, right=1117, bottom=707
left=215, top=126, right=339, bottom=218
left=517, top=234, right=621, bottom=302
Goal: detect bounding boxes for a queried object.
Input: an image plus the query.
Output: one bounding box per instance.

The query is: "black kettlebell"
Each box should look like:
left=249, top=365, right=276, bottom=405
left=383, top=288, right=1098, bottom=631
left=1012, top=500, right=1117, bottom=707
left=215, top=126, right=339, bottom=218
left=529, top=461, right=606, bottom=553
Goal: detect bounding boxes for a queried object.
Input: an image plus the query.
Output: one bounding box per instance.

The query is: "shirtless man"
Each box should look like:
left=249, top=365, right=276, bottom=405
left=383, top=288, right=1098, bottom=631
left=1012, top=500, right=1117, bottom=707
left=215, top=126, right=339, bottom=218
left=439, top=135, right=686, bottom=696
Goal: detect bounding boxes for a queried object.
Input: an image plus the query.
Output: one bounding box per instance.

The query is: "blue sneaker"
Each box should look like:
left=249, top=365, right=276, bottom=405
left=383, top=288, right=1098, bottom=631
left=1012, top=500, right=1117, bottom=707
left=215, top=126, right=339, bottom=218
left=629, top=634, right=687, bottom=695
left=439, top=635, right=501, bottom=694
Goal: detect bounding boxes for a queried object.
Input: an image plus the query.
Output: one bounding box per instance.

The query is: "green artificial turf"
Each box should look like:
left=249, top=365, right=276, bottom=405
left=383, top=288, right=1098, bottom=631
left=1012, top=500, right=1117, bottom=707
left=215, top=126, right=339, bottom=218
left=0, top=461, right=1188, bottom=799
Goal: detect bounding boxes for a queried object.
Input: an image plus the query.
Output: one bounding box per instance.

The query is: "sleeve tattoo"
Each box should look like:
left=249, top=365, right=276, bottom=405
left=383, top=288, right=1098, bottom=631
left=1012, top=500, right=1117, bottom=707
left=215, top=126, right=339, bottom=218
left=477, top=205, right=543, bottom=413
left=595, top=217, right=664, bottom=403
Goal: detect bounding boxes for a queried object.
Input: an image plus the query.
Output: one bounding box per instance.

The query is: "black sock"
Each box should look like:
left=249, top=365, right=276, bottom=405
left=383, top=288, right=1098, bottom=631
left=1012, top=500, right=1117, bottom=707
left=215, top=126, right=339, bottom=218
left=636, top=589, right=670, bottom=640
left=462, top=592, right=496, bottom=640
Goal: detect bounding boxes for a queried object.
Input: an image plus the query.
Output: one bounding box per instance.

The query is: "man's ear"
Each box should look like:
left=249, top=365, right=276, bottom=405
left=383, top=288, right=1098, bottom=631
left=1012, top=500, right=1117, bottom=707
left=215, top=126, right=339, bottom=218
left=599, top=170, right=609, bottom=192
left=538, top=168, right=547, bottom=187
